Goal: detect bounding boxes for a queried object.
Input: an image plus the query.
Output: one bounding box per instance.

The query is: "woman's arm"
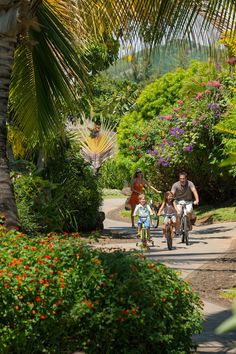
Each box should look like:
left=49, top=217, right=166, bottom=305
left=144, top=179, right=162, bottom=193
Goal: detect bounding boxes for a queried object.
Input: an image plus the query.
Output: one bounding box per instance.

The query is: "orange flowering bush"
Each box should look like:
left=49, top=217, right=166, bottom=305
left=0, top=227, right=202, bottom=353
left=0, top=227, right=106, bottom=353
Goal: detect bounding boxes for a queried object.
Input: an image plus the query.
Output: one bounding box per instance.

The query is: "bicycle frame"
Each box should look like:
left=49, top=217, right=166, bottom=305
left=136, top=217, right=154, bottom=248
left=177, top=201, right=192, bottom=245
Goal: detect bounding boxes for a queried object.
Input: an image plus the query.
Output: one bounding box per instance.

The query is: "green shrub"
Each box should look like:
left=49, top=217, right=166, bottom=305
left=68, top=251, right=202, bottom=354
left=99, top=157, right=132, bottom=189
left=46, top=149, right=102, bottom=231
left=14, top=175, right=63, bottom=231
left=13, top=149, right=102, bottom=232
left=117, top=61, right=236, bottom=202
left=0, top=228, right=202, bottom=354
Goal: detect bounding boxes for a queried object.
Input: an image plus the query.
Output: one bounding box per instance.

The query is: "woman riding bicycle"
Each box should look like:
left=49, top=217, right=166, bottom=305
left=158, top=191, right=178, bottom=241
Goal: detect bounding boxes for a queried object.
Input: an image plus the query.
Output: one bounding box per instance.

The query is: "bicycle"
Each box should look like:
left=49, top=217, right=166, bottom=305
left=164, top=213, right=175, bottom=250
left=178, top=201, right=193, bottom=245
left=136, top=217, right=154, bottom=249
left=149, top=197, right=160, bottom=228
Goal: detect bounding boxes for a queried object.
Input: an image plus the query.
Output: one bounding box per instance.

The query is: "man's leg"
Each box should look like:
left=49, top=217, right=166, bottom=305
left=186, top=204, right=194, bottom=230
left=176, top=204, right=182, bottom=235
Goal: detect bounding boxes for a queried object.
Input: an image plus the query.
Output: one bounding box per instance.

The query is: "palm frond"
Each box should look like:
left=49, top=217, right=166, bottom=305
left=84, top=0, right=236, bottom=52
left=9, top=1, right=89, bottom=142
left=67, top=117, right=117, bottom=173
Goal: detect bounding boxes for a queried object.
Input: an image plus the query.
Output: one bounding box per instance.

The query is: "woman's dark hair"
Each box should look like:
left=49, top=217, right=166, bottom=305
left=134, top=169, right=142, bottom=177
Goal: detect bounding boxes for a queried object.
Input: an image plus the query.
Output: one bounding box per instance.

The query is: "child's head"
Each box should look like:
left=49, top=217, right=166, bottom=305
left=164, top=191, right=174, bottom=203
left=138, top=194, right=146, bottom=205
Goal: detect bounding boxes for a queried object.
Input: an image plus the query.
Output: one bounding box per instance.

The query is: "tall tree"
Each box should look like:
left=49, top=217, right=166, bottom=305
left=0, top=0, right=236, bottom=226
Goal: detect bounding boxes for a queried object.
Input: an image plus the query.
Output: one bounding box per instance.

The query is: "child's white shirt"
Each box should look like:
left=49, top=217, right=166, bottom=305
left=133, top=203, right=153, bottom=217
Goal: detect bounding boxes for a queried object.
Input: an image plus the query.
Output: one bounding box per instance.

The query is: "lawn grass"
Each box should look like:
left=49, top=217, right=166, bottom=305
left=195, top=205, right=236, bottom=222
left=220, top=288, right=236, bottom=300
left=102, top=188, right=125, bottom=199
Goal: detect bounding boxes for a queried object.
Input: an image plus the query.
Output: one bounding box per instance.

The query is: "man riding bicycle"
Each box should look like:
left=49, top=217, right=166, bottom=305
left=171, top=172, right=199, bottom=232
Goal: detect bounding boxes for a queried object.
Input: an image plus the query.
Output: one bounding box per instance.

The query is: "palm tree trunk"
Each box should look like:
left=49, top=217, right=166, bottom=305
left=0, top=4, right=20, bottom=227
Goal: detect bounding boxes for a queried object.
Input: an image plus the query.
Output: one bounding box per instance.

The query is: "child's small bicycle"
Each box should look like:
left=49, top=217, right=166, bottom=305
left=136, top=217, right=154, bottom=249
left=164, top=213, right=175, bottom=250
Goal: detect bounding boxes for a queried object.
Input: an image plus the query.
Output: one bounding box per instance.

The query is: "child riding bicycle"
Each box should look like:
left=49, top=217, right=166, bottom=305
left=133, top=194, right=153, bottom=241
left=158, top=191, right=178, bottom=241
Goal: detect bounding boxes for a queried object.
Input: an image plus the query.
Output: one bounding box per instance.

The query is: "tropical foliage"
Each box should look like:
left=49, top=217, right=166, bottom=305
left=1, top=1, right=236, bottom=225
left=114, top=60, right=236, bottom=202
left=0, top=227, right=202, bottom=353
left=67, top=118, right=117, bottom=174
left=13, top=148, right=102, bottom=232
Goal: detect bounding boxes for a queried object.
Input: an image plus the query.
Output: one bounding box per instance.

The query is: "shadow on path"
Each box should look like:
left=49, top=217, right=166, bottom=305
left=193, top=308, right=236, bottom=353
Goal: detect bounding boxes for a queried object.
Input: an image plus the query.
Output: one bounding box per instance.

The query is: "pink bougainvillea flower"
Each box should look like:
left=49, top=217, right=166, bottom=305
left=117, top=316, right=125, bottom=322
left=173, top=107, right=179, bottom=112
left=164, top=115, right=172, bottom=120
left=195, top=92, right=203, bottom=100
left=227, top=57, right=236, bottom=65
left=207, top=80, right=221, bottom=88
left=177, top=100, right=184, bottom=105
left=204, top=89, right=210, bottom=94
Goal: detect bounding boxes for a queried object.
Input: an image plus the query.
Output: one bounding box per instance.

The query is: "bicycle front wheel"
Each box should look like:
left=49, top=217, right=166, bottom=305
left=183, top=216, right=189, bottom=245
left=166, top=225, right=172, bottom=250
left=181, top=217, right=185, bottom=243
left=141, top=228, right=147, bottom=246
left=151, top=209, right=159, bottom=228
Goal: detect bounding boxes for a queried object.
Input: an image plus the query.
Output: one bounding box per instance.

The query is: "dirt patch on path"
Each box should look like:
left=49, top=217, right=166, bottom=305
left=187, top=239, right=236, bottom=309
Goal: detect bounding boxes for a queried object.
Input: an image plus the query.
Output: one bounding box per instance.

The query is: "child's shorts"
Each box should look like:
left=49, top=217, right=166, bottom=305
left=138, top=217, right=150, bottom=229
left=163, top=215, right=176, bottom=225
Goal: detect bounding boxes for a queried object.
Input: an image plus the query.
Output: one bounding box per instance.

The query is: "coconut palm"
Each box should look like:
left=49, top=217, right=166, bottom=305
left=1, top=0, right=236, bottom=226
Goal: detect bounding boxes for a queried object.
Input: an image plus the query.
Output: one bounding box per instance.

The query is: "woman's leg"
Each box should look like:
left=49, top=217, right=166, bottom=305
left=131, top=205, right=135, bottom=227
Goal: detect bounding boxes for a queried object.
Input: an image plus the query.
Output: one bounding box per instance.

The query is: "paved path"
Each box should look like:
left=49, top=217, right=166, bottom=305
left=101, top=198, right=236, bottom=353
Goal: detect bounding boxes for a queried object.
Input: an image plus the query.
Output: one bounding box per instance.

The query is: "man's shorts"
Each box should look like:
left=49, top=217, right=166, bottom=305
left=176, top=201, right=193, bottom=216
left=138, top=217, right=150, bottom=229
left=163, top=215, right=176, bottom=225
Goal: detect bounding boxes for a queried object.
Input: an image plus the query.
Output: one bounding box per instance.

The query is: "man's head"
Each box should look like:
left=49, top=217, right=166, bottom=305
left=179, top=172, right=187, bottom=186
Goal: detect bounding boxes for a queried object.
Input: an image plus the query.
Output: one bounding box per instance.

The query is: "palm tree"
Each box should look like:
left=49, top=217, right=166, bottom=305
left=1, top=0, right=236, bottom=226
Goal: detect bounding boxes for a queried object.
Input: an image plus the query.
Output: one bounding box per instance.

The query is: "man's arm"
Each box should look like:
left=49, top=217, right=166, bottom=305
left=171, top=183, right=176, bottom=195
left=191, top=186, right=199, bottom=205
